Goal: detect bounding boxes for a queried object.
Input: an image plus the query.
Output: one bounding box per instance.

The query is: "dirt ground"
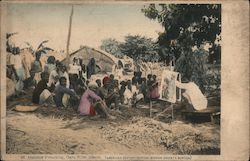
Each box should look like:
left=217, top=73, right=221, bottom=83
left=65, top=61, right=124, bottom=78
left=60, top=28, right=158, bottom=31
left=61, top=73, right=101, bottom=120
left=6, top=91, right=220, bottom=155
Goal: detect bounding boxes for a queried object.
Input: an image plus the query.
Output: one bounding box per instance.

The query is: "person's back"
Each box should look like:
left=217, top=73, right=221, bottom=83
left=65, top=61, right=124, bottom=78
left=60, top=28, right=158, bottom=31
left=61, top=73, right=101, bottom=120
left=184, top=82, right=207, bottom=111
left=78, top=88, right=101, bottom=115
left=176, top=81, right=207, bottom=111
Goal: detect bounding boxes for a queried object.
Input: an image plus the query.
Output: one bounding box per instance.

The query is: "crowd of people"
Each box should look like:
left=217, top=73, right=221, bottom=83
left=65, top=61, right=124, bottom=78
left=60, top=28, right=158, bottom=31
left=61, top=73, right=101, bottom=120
left=6, top=45, right=162, bottom=119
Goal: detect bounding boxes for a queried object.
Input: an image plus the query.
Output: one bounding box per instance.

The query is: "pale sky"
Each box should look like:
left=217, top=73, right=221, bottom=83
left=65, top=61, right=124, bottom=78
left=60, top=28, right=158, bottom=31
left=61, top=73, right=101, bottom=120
left=6, top=3, right=164, bottom=52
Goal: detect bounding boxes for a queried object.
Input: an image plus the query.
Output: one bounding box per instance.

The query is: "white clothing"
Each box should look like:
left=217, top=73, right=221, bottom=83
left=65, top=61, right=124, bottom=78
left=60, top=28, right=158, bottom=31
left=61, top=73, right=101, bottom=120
left=176, top=81, right=207, bottom=111
left=68, top=64, right=81, bottom=75
left=56, top=71, right=70, bottom=88
left=48, top=70, right=59, bottom=87
left=34, top=72, right=41, bottom=83
left=123, top=85, right=139, bottom=103
left=6, top=77, right=15, bottom=97
left=10, top=54, right=23, bottom=69
left=116, top=68, right=123, bottom=79
left=62, top=94, right=70, bottom=108
left=39, top=89, right=52, bottom=104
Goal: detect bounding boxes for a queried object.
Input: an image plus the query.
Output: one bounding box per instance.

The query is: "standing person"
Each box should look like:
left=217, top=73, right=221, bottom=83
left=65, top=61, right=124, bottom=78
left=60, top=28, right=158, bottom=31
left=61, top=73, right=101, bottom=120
left=134, top=59, right=141, bottom=77
left=112, top=60, right=124, bottom=79
left=9, top=47, right=25, bottom=93
left=150, top=75, right=160, bottom=99
left=54, top=77, right=79, bottom=108
left=68, top=57, right=82, bottom=90
left=79, top=58, right=87, bottom=79
left=20, top=48, right=35, bottom=80
left=32, top=72, right=55, bottom=105
left=140, top=77, right=148, bottom=102
left=119, top=81, right=127, bottom=105
left=30, top=52, right=43, bottom=84
left=44, top=56, right=56, bottom=74
left=58, top=64, right=70, bottom=88
left=87, top=58, right=96, bottom=79
left=68, top=57, right=81, bottom=75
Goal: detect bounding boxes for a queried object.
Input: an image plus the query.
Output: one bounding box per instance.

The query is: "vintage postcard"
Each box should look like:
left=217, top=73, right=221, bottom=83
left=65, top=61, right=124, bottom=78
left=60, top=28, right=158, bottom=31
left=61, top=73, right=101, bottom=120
left=0, top=0, right=249, bottom=161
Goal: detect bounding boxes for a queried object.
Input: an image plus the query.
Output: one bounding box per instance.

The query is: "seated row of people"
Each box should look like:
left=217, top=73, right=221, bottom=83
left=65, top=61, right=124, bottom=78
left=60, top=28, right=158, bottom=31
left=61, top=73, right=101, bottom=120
left=31, top=68, right=160, bottom=117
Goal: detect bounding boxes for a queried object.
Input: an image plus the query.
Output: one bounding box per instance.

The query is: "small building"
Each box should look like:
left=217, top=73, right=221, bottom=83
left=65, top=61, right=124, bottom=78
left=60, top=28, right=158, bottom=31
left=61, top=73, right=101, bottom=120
left=62, top=46, right=119, bottom=72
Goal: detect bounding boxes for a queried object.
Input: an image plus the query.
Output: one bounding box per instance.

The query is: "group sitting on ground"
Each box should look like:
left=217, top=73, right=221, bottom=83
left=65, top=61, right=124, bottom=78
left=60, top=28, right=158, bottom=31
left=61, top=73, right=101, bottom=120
left=26, top=55, right=163, bottom=119
left=7, top=47, right=207, bottom=119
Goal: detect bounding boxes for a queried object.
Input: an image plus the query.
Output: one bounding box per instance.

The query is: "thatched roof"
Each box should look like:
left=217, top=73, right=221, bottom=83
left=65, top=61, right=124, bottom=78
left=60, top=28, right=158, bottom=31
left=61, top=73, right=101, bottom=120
left=61, top=46, right=120, bottom=72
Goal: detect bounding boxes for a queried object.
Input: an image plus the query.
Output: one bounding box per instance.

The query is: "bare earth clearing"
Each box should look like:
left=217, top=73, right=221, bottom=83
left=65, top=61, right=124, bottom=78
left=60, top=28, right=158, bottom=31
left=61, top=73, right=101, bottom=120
left=6, top=91, right=220, bottom=155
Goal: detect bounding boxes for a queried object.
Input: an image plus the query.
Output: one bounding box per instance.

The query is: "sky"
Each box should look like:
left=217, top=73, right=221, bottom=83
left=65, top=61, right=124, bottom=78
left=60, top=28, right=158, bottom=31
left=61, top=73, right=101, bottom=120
left=5, top=3, right=164, bottom=52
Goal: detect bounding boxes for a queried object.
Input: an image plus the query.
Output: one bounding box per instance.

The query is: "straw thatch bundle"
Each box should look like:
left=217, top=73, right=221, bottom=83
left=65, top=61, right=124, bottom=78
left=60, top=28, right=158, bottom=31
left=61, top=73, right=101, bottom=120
left=102, top=117, right=219, bottom=154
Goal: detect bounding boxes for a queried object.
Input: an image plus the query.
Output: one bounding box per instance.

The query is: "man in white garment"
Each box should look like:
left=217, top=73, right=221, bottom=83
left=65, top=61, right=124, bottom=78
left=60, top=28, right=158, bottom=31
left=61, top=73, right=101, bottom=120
left=9, top=47, right=25, bottom=92
left=176, top=79, right=207, bottom=111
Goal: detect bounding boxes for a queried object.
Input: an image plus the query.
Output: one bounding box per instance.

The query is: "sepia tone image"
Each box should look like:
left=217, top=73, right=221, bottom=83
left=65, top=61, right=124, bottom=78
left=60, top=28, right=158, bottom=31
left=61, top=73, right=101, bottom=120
left=3, top=2, right=222, bottom=157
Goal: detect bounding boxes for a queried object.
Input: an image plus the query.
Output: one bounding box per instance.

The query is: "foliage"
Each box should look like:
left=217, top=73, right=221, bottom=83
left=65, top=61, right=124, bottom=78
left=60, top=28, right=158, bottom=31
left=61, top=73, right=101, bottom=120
left=142, top=4, right=221, bottom=63
left=6, top=33, right=53, bottom=55
left=100, top=38, right=123, bottom=58
left=25, top=40, right=54, bottom=56
left=175, top=48, right=209, bottom=93
left=119, top=35, right=160, bottom=62
left=100, top=35, right=160, bottom=62
left=142, top=4, right=221, bottom=94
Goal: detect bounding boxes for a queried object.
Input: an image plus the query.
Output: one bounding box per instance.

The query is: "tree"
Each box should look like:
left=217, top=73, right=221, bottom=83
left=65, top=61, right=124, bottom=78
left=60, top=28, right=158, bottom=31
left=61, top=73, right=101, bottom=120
left=100, top=38, right=123, bottom=58
left=142, top=4, right=221, bottom=94
left=25, top=40, right=54, bottom=56
left=119, top=35, right=160, bottom=62
left=142, top=4, right=221, bottom=64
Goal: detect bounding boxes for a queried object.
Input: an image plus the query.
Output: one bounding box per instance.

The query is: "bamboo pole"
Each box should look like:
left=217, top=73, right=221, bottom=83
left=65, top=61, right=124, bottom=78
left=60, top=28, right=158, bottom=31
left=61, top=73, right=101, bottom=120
left=66, top=5, right=74, bottom=66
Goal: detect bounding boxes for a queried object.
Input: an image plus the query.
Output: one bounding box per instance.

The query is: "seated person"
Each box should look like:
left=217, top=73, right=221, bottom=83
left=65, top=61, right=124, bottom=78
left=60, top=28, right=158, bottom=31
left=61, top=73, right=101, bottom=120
left=96, top=79, right=102, bottom=88
left=23, top=71, right=36, bottom=90
left=99, top=77, right=120, bottom=111
left=108, top=75, right=119, bottom=94
left=123, top=80, right=137, bottom=105
left=75, top=76, right=87, bottom=96
left=32, top=72, right=55, bottom=105
left=48, top=62, right=61, bottom=87
left=54, top=77, right=79, bottom=108
left=78, top=85, right=115, bottom=119
left=131, top=79, right=144, bottom=107
left=176, top=78, right=207, bottom=111
left=69, top=73, right=79, bottom=91
left=58, top=64, right=70, bottom=88
left=95, top=79, right=104, bottom=98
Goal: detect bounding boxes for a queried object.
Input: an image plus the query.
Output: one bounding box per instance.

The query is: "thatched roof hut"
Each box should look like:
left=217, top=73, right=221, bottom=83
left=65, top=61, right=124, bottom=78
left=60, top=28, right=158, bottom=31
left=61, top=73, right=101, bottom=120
left=62, top=46, right=119, bottom=72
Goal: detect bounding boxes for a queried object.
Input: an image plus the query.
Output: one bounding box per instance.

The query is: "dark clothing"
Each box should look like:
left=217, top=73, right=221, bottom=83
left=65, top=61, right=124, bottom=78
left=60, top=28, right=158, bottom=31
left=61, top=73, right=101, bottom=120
left=119, top=85, right=126, bottom=104
left=97, top=86, right=119, bottom=109
left=32, top=80, right=55, bottom=104
left=69, top=73, right=78, bottom=90
left=24, top=77, right=36, bottom=89
left=54, top=85, right=78, bottom=107
left=87, top=58, right=96, bottom=79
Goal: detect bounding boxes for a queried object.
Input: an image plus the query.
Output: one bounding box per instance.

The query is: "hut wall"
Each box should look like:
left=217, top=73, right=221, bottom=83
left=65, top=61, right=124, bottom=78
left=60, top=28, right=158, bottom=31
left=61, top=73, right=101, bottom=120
left=66, top=48, right=115, bottom=72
